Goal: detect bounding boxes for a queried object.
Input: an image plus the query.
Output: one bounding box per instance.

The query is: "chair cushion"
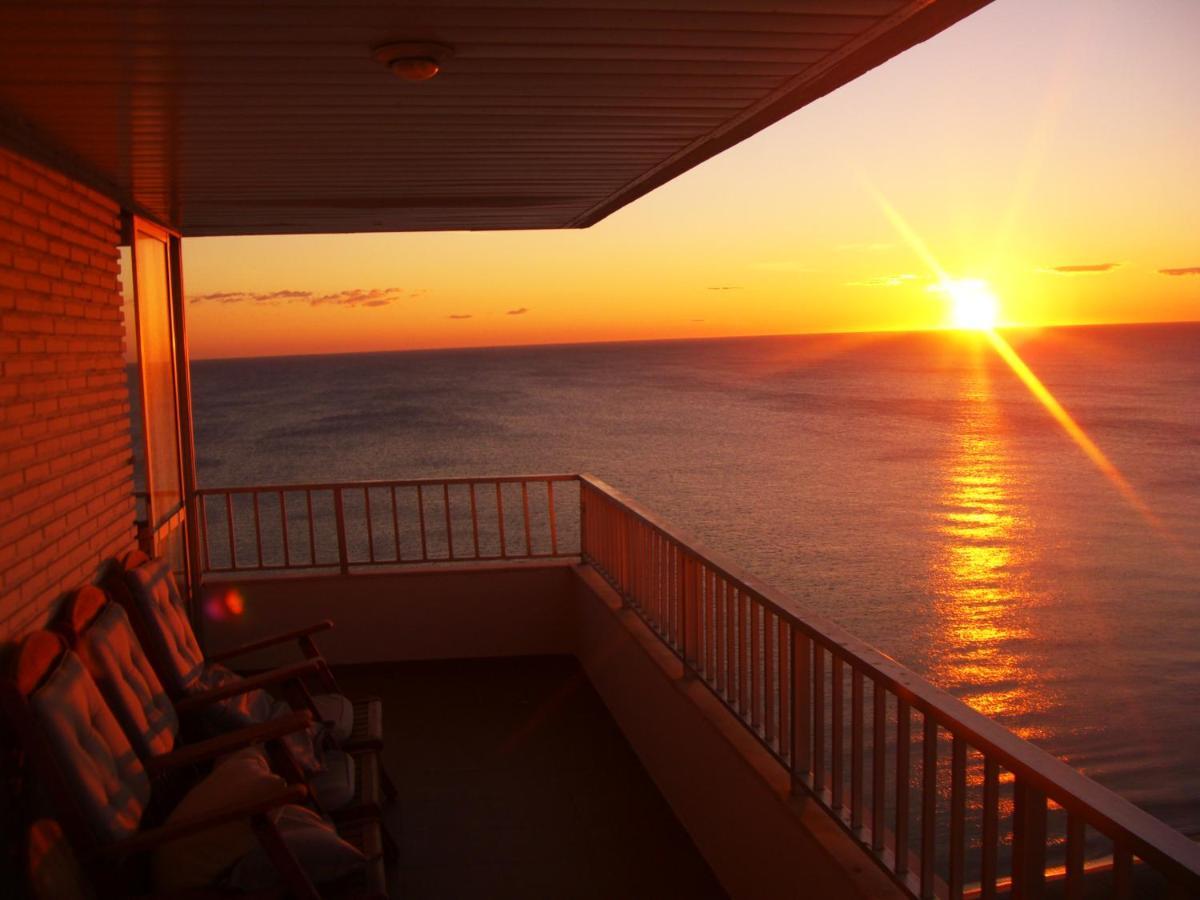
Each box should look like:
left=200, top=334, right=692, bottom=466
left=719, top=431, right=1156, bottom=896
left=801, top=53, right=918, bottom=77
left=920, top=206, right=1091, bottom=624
left=124, top=558, right=205, bottom=695
left=78, top=603, right=179, bottom=759
left=228, top=805, right=366, bottom=892
left=313, top=692, right=354, bottom=743
left=191, top=662, right=324, bottom=776
left=30, top=652, right=150, bottom=845
left=308, top=748, right=356, bottom=812
left=150, top=747, right=284, bottom=894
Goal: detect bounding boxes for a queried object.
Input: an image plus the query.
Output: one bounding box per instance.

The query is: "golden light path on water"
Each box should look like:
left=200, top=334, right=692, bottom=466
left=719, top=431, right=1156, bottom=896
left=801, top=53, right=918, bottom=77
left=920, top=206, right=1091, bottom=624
left=930, top=357, right=1047, bottom=740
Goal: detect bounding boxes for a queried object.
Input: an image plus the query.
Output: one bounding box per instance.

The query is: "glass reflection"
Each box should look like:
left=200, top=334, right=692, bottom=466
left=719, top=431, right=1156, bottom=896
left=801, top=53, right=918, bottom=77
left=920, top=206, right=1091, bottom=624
left=930, top=359, right=1049, bottom=738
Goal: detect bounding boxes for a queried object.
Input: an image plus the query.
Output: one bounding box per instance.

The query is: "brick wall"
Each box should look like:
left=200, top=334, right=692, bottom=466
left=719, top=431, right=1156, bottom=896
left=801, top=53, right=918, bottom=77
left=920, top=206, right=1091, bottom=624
left=0, top=146, right=136, bottom=641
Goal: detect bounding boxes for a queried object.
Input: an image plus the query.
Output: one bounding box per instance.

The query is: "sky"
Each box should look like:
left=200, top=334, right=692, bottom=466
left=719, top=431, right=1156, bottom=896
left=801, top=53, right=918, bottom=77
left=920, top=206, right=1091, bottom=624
left=182, top=0, right=1200, bottom=360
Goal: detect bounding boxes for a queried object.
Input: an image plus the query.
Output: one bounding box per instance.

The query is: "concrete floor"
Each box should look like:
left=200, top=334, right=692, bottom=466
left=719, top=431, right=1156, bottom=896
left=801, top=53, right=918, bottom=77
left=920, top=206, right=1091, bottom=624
left=335, top=656, right=728, bottom=900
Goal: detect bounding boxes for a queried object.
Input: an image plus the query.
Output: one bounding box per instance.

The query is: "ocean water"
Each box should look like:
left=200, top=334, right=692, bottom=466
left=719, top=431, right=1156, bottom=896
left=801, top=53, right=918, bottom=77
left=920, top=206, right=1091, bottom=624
left=190, top=322, right=1200, bottom=838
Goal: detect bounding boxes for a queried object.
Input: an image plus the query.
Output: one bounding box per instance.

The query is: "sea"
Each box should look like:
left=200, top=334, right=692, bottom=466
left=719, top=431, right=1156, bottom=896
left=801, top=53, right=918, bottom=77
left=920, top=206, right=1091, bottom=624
left=188, top=321, right=1200, bottom=840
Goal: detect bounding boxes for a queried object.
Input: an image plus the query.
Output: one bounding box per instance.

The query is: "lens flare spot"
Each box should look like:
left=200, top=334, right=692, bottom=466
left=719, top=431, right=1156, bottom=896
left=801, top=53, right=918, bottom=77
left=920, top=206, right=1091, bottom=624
left=224, top=589, right=246, bottom=616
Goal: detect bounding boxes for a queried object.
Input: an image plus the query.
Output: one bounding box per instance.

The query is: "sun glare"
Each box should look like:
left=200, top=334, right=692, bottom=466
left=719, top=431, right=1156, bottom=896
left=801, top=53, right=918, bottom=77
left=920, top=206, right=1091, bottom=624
left=941, top=279, right=1000, bottom=331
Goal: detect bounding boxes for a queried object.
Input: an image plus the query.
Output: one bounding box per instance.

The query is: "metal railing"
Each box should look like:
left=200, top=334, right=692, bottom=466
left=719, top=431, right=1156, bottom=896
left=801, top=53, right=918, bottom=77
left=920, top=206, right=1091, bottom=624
left=578, top=474, right=1200, bottom=900
left=194, top=471, right=1200, bottom=897
left=196, top=475, right=580, bottom=574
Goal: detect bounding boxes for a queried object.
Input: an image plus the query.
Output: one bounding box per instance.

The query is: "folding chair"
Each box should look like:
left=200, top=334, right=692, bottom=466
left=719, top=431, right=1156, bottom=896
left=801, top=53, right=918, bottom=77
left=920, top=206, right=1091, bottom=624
left=112, top=552, right=397, bottom=810
left=57, top=584, right=391, bottom=837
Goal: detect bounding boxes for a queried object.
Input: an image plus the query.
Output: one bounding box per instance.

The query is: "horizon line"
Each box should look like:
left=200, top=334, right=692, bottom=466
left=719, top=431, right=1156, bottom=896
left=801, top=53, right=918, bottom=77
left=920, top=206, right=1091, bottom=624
left=182, top=317, right=1200, bottom=364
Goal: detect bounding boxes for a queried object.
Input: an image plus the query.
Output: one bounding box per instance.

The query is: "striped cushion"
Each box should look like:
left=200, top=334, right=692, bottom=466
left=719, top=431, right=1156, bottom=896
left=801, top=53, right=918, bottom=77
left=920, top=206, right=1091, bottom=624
left=124, top=557, right=205, bottom=694
left=31, top=652, right=150, bottom=844
left=78, top=603, right=179, bottom=759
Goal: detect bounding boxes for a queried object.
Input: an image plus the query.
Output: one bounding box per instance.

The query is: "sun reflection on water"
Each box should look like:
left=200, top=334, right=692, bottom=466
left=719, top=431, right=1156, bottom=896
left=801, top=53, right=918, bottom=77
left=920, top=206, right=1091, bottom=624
left=930, top=361, right=1052, bottom=741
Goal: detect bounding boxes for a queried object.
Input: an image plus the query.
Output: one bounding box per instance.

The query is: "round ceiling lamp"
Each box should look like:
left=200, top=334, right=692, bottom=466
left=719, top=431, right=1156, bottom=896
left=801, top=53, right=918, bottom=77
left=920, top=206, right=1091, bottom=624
left=372, top=41, right=455, bottom=81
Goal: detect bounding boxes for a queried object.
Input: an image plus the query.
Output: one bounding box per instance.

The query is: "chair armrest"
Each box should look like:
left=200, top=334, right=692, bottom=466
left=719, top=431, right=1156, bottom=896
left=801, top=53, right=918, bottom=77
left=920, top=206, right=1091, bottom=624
left=206, top=620, right=334, bottom=663
left=144, top=710, right=313, bottom=775
left=174, top=659, right=324, bottom=714
left=90, top=783, right=307, bottom=860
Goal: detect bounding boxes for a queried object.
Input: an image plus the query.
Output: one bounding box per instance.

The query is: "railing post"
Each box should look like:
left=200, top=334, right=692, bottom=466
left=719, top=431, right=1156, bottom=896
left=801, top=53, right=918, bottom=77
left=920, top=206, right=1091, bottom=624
left=628, top=508, right=638, bottom=600
left=333, top=487, right=349, bottom=575
left=578, top=482, right=588, bottom=562
left=681, top=553, right=697, bottom=677
left=1011, top=778, right=1048, bottom=899
left=791, top=625, right=812, bottom=795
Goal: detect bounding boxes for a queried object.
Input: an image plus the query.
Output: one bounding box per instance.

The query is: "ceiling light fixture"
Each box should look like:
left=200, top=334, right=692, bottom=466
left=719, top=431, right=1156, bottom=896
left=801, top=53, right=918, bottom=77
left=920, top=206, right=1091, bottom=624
left=372, top=41, right=455, bottom=81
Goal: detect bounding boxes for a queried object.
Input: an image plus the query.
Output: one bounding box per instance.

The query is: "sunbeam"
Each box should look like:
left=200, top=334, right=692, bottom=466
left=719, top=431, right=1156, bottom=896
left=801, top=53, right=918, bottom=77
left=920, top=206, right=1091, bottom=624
left=865, top=182, right=1169, bottom=536
left=984, top=329, right=1165, bottom=531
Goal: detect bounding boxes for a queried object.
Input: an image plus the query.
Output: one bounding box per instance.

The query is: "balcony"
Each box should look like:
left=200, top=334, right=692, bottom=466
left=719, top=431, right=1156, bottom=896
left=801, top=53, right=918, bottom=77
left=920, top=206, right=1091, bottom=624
left=194, top=475, right=1200, bottom=899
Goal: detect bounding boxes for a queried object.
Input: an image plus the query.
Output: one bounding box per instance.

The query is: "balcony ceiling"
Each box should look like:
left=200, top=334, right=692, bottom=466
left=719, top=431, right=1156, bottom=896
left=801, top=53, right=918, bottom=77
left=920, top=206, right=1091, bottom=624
left=0, top=1, right=991, bottom=237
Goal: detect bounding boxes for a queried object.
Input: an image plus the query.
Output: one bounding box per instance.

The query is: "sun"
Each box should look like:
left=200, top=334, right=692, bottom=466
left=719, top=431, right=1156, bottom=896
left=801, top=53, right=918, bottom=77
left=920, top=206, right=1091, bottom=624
left=940, top=278, right=1000, bottom=331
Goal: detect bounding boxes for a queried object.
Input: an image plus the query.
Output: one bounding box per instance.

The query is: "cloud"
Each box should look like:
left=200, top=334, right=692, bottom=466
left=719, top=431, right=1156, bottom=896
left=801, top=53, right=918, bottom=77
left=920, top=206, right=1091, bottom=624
left=690, top=318, right=706, bottom=322
left=260, top=289, right=312, bottom=300
left=310, top=288, right=406, bottom=307
left=845, top=273, right=917, bottom=287
left=706, top=285, right=741, bottom=291
left=448, top=314, right=472, bottom=320
left=189, top=286, right=422, bottom=308
left=1041, top=263, right=1120, bottom=275
left=1159, top=266, right=1200, bottom=276
left=506, top=307, right=529, bottom=316
left=189, top=290, right=256, bottom=304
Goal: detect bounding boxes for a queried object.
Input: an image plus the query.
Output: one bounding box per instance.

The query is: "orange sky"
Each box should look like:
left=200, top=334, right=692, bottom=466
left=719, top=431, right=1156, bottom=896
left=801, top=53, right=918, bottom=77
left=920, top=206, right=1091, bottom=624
left=182, top=0, right=1200, bottom=360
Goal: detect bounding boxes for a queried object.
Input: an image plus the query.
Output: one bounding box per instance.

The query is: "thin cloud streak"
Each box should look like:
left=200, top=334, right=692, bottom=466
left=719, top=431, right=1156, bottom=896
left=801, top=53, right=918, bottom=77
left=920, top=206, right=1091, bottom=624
left=1159, top=266, right=1200, bottom=276
left=1042, top=263, right=1120, bottom=274
left=506, top=307, right=529, bottom=315
left=448, top=314, right=473, bottom=320
left=189, top=287, right=422, bottom=307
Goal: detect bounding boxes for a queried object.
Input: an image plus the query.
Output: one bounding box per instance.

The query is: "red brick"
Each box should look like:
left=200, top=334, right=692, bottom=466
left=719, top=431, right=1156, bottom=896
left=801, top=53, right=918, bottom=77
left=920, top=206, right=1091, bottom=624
left=8, top=163, right=37, bottom=189
left=23, top=229, right=49, bottom=252
left=19, top=191, right=49, bottom=215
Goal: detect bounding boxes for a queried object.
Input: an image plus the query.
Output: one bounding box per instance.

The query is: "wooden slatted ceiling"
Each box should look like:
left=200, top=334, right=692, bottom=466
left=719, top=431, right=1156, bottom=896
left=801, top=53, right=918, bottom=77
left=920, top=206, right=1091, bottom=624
left=0, top=1, right=992, bottom=236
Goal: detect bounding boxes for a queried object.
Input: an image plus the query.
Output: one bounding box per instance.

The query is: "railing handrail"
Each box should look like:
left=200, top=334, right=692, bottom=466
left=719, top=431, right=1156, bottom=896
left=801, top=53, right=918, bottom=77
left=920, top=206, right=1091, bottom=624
left=578, top=473, right=1200, bottom=889
left=197, top=473, right=580, bottom=495
left=197, top=474, right=580, bottom=575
